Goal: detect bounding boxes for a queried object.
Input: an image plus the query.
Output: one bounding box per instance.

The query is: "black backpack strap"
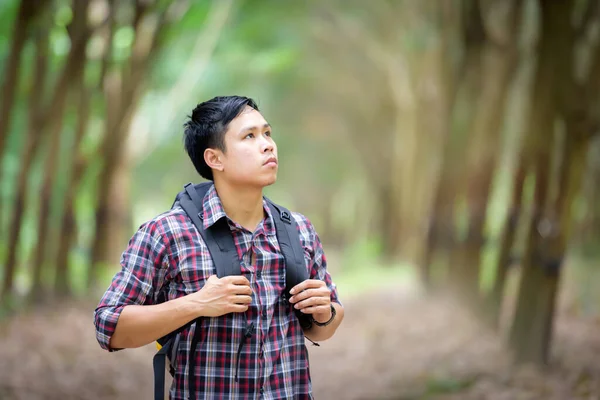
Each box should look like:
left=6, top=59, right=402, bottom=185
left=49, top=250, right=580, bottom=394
left=184, top=182, right=205, bottom=207
left=267, top=201, right=307, bottom=292
left=174, top=182, right=242, bottom=399
left=179, top=183, right=239, bottom=278
left=267, top=201, right=313, bottom=330
left=152, top=338, right=174, bottom=400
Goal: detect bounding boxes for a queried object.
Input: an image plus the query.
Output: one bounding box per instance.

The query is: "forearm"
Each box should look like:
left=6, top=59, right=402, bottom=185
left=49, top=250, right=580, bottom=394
left=109, top=295, right=199, bottom=350
left=303, top=302, right=344, bottom=342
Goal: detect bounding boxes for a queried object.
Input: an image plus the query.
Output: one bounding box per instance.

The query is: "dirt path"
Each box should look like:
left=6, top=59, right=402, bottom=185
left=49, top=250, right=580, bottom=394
left=1, top=287, right=599, bottom=399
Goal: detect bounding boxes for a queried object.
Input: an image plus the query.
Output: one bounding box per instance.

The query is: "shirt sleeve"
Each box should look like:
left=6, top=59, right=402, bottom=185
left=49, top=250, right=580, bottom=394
left=93, top=218, right=168, bottom=351
left=297, top=216, right=342, bottom=306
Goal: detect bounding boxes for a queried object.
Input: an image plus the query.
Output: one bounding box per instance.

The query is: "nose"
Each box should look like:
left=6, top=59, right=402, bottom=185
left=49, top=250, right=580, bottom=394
left=261, top=136, right=274, bottom=153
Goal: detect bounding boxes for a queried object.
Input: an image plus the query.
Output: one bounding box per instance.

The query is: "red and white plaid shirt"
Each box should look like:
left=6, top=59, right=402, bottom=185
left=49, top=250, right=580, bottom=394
left=94, top=184, right=341, bottom=399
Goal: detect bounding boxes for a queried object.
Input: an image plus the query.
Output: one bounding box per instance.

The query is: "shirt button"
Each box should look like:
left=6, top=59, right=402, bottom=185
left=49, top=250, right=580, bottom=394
left=257, top=271, right=262, bottom=278
left=260, top=387, right=264, bottom=394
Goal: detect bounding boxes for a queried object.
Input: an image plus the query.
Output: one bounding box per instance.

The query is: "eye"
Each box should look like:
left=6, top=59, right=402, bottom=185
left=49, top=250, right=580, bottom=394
left=244, top=133, right=254, bottom=139
left=264, top=131, right=272, bottom=137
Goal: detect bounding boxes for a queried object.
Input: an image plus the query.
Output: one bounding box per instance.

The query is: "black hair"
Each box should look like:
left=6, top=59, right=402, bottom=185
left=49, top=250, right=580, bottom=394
left=183, top=95, right=259, bottom=180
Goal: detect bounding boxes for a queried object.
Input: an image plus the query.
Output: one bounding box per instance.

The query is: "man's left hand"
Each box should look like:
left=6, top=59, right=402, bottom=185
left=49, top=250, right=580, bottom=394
left=288, top=279, right=332, bottom=324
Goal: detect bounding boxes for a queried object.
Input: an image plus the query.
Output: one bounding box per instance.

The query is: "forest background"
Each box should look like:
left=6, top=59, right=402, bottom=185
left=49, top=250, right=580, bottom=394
left=1, top=0, right=600, bottom=399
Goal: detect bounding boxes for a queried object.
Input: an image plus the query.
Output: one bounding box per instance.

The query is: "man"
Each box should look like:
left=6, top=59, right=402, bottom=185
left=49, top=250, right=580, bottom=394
left=94, top=95, right=344, bottom=399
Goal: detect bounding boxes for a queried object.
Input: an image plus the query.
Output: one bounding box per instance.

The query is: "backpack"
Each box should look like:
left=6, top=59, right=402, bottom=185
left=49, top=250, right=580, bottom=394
left=152, top=182, right=314, bottom=400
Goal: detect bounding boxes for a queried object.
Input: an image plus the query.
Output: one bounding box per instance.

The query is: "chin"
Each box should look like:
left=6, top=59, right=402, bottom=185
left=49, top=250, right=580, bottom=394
left=235, top=174, right=277, bottom=189
left=258, top=171, right=278, bottom=187
left=260, top=175, right=277, bottom=187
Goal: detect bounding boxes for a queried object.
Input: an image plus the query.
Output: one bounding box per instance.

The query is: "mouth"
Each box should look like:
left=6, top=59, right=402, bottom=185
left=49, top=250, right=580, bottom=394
left=263, top=156, right=278, bottom=166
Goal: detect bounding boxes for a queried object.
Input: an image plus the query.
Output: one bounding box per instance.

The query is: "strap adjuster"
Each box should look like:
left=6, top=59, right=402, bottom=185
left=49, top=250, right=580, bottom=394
left=280, top=210, right=291, bottom=224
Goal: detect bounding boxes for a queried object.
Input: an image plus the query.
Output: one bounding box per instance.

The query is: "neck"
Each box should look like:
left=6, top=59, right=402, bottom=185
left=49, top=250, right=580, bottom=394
left=213, top=179, right=265, bottom=232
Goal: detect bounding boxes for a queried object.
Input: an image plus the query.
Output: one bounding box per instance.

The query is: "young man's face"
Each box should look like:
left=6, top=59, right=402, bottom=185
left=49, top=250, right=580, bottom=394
left=218, top=106, right=278, bottom=188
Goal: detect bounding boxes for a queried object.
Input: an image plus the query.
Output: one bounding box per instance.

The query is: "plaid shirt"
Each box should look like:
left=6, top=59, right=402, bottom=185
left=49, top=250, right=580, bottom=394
left=94, top=184, right=340, bottom=399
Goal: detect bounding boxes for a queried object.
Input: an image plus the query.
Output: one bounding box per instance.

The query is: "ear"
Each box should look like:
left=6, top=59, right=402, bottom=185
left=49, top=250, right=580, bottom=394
left=204, top=148, right=224, bottom=172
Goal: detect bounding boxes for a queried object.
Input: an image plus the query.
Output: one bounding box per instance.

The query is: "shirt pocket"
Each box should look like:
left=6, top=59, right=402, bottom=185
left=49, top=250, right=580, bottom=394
left=175, top=250, right=215, bottom=294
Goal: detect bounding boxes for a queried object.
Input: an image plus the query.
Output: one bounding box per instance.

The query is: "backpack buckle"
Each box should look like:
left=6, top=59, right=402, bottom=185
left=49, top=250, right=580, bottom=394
left=280, top=210, right=291, bottom=224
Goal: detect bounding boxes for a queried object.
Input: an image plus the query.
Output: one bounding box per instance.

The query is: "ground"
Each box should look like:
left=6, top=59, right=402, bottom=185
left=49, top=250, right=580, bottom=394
left=1, top=281, right=599, bottom=400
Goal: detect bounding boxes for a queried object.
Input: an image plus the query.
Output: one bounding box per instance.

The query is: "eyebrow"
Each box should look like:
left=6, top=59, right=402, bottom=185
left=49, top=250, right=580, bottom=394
left=240, top=123, right=271, bottom=133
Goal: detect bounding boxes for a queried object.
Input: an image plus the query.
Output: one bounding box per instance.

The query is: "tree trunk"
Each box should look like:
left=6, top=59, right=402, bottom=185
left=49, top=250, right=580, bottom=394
left=420, top=164, right=460, bottom=289
left=426, top=0, right=487, bottom=295
left=509, top=0, right=575, bottom=365
left=577, top=139, right=600, bottom=254
left=575, top=4, right=600, bottom=255
left=88, top=3, right=168, bottom=289
left=54, top=83, right=91, bottom=299
left=413, top=1, right=465, bottom=289
left=460, top=0, right=524, bottom=307
left=107, top=152, right=133, bottom=263
left=444, top=0, right=524, bottom=309
left=489, top=161, right=526, bottom=329
left=537, top=134, right=590, bottom=363
left=1, top=15, right=49, bottom=305
left=53, top=0, right=119, bottom=299
left=509, top=145, right=554, bottom=365
left=0, top=0, right=41, bottom=233
left=379, top=183, right=402, bottom=260
left=30, top=0, right=91, bottom=301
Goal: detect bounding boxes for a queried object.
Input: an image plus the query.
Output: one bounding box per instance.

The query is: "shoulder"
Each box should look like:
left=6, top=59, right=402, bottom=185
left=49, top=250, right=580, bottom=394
left=290, top=211, right=321, bottom=245
left=266, top=199, right=319, bottom=239
left=287, top=211, right=327, bottom=265
left=291, top=211, right=315, bottom=234
left=130, top=206, right=193, bottom=248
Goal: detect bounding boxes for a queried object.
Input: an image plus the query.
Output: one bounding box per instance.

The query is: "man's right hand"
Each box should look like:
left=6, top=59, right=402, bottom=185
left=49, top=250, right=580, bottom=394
left=107, top=275, right=252, bottom=350
left=192, top=275, right=252, bottom=317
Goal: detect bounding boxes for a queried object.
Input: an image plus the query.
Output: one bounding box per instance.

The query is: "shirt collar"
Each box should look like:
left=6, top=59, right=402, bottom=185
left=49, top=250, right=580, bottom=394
left=201, top=183, right=276, bottom=237
left=201, top=183, right=227, bottom=230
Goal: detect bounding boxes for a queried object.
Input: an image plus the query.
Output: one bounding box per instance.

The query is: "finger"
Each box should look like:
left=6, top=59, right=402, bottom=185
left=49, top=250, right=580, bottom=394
left=223, top=275, right=251, bottom=286
left=289, top=288, right=329, bottom=303
left=298, top=305, right=330, bottom=314
left=232, top=295, right=252, bottom=304
left=232, top=285, right=253, bottom=296
left=293, top=297, right=329, bottom=310
left=229, top=304, right=249, bottom=313
left=290, top=279, right=325, bottom=295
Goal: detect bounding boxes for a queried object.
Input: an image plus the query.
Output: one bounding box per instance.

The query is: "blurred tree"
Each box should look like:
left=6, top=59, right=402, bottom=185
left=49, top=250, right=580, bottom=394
left=3, top=1, right=52, bottom=304
left=87, top=0, right=182, bottom=289
left=0, top=0, right=227, bottom=304
left=489, top=160, right=526, bottom=328
left=0, top=0, right=40, bottom=233
left=422, top=0, right=489, bottom=291
left=32, top=0, right=93, bottom=302
left=451, top=0, right=525, bottom=306
left=310, top=0, right=462, bottom=263
left=509, top=0, right=600, bottom=365
left=87, top=0, right=237, bottom=290
left=577, top=138, right=600, bottom=255
left=421, top=0, right=524, bottom=301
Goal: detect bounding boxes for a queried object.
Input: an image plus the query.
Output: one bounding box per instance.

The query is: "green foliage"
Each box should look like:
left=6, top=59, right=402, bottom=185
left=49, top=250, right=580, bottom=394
left=334, top=239, right=416, bottom=298
left=0, top=0, right=598, bottom=329
left=422, top=376, right=475, bottom=397
left=0, top=0, right=18, bottom=59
